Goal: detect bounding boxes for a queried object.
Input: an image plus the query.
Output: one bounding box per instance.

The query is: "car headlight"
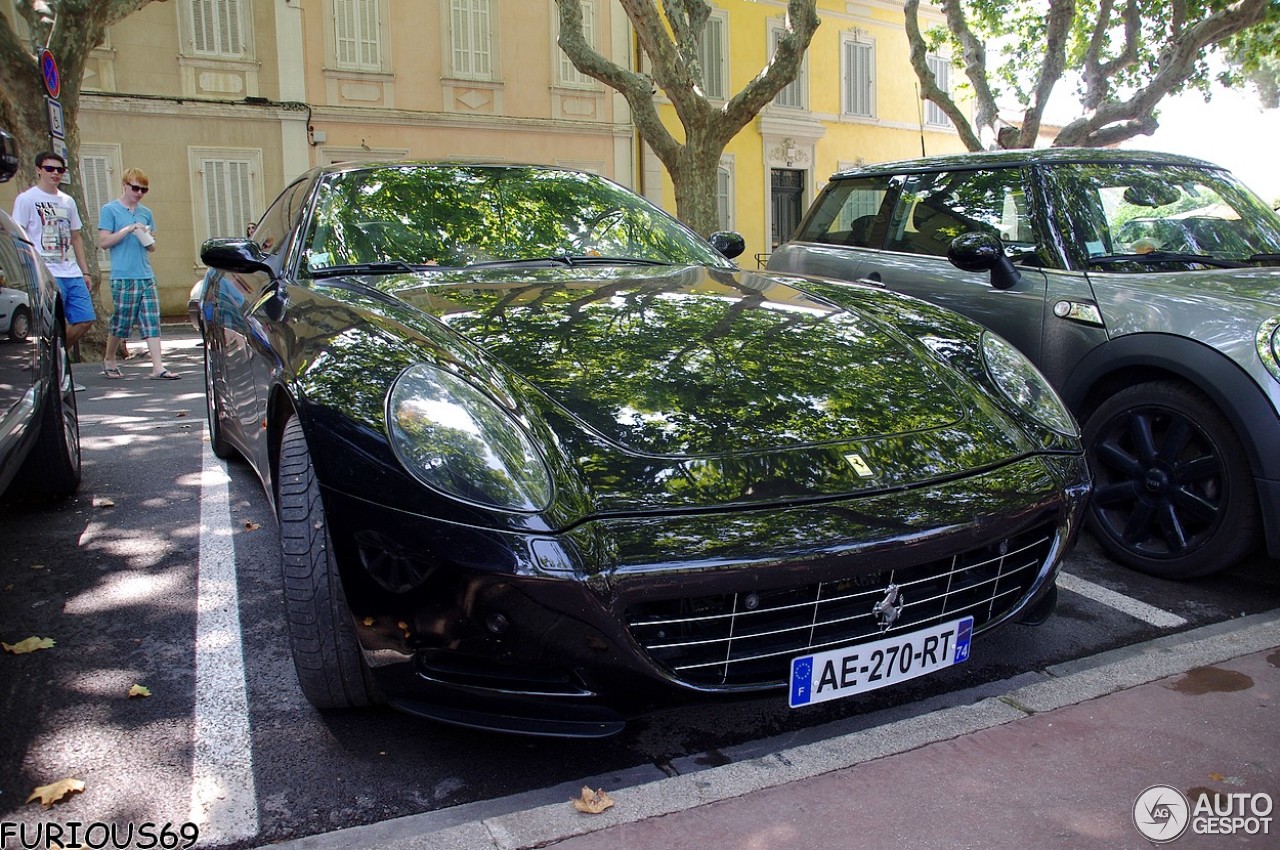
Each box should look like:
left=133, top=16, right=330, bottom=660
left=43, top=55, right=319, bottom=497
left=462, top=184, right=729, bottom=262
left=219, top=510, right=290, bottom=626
left=981, top=332, right=1078, bottom=437
left=1258, top=316, right=1280, bottom=383
left=387, top=364, right=552, bottom=512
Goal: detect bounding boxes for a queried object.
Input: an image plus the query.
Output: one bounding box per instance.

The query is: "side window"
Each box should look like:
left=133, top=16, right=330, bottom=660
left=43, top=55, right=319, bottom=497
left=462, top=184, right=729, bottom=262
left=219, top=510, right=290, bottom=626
left=885, top=169, right=1031, bottom=258
left=251, top=179, right=311, bottom=258
left=794, top=176, right=896, bottom=247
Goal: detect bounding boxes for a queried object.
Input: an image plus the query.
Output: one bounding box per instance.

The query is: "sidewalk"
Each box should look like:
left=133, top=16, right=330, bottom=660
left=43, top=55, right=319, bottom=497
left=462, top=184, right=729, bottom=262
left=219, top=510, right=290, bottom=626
left=258, top=611, right=1280, bottom=850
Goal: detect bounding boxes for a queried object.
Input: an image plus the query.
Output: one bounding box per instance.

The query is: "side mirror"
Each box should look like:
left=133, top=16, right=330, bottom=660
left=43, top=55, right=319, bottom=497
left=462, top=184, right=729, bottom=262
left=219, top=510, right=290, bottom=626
left=0, top=129, right=19, bottom=184
left=201, top=237, right=272, bottom=275
left=947, top=232, right=1021, bottom=291
left=709, top=231, right=746, bottom=260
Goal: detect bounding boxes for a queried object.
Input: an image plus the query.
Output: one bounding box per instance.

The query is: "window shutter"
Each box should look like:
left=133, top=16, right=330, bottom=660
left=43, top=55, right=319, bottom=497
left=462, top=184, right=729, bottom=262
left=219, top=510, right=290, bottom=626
left=202, top=159, right=254, bottom=240
left=844, top=40, right=873, bottom=117
left=699, top=17, right=724, bottom=99
left=78, top=155, right=114, bottom=265
left=558, top=1, right=594, bottom=86
left=926, top=56, right=951, bottom=126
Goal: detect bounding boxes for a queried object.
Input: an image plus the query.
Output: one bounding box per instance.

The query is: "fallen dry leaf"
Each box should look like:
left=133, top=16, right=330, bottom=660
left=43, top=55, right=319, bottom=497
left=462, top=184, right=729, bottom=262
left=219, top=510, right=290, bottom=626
left=572, top=786, right=615, bottom=814
left=3, top=636, right=56, bottom=654
left=31, top=563, right=46, bottom=570
left=128, top=684, right=152, bottom=698
left=244, top=521, right=261, bottom=531
left=27, top=778, right=85, bottom=807
left=95, top=497, right=115, bottom=508
left=176, top=411, right=189, bottom=418
left=362, top=617, right=375, bottom=627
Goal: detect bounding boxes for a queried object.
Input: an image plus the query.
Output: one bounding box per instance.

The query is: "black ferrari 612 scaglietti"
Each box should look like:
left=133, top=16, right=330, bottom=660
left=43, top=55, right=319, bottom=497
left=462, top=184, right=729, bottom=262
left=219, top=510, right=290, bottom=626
left=197, top=162, right=1090, bottom=737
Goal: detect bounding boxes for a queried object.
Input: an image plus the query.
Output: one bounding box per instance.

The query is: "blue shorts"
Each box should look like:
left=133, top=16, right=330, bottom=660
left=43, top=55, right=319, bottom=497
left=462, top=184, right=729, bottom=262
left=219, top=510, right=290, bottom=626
left=109, top=278, right=161, bottom=339
left=55, top=275, right=96, bottom=325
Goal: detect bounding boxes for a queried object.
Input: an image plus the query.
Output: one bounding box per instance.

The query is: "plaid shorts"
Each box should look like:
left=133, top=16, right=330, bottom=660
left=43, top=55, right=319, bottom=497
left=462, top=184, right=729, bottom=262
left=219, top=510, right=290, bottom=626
left=109, top=278, right=161, bottom=339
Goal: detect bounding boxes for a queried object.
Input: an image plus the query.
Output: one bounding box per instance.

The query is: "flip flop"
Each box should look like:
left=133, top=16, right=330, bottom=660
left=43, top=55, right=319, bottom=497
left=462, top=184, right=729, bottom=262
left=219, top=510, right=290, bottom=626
left=150, top=370, right=182, bottom=380
left=102, top=364, right=124, bottom=379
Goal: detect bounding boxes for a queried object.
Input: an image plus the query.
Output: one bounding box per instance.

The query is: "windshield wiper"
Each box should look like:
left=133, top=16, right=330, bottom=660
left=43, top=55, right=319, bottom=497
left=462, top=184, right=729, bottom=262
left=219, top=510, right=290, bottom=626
left=1086, top=251, right=1247, bottom=270
left=1247, top=253, right=1280, bottom=263
left=465, top=255, right=668, bottom=269
left=309, top=261, right=438, bottom=278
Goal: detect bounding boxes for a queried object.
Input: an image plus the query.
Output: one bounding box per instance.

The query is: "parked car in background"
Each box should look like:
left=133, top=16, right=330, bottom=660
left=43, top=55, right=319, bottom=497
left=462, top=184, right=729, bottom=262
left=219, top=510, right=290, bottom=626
left=0, top=284, right=31, bottom=341
left=0, top=128, right=81, bottom=501
left=197, top=161, right=1089, bottom=736
left=770, top=148, right=1280, bottom=579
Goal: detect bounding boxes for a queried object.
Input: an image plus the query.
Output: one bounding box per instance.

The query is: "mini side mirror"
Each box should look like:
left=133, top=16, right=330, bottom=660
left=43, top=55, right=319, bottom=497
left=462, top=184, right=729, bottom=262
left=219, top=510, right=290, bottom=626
left=709, top=231, right=746, bottom=260
left=947, top=232, right=1021, bottom=291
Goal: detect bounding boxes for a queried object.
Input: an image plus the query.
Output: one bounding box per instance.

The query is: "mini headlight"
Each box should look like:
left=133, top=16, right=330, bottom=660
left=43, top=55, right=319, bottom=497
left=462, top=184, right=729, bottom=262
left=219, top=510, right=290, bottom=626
left=1258, top=316, right=1280, bottom=382
left=981, top=332, right=1078, bottom=437
left=387, top=364, right=552, bottom=512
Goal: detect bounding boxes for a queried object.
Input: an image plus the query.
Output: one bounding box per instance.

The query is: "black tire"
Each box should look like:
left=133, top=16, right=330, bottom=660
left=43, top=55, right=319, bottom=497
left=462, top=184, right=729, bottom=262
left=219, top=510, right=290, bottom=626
left=13, top=324, right=81, bottom=499
left=277, top=415, right=381, bottom=708
left=1083, top=380, right=1258, bottom=578
left=203, top=344, right=234, bottom=459
left=8, top=305, right=30, bottom=341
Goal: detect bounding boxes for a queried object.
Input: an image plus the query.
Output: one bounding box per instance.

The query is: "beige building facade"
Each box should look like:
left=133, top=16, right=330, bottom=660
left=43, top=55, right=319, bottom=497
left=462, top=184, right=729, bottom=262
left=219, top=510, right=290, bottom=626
left=3, top=1, right=966, bottom=317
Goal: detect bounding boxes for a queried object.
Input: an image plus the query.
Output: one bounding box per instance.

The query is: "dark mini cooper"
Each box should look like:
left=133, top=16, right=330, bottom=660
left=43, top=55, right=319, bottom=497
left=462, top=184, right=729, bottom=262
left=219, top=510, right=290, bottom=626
left=771, top=149, right=1280, bottom=579
left=0, top=128, right=81, bottom=503
left=198, top=162, right=1089, bottom=736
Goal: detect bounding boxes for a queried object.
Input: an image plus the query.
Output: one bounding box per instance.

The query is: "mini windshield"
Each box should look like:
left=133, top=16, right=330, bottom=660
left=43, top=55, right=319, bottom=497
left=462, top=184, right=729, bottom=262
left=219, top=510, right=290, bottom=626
left=1046, top=162, right=1280, bottom=270
left=300, top=165, right=732, bottom=274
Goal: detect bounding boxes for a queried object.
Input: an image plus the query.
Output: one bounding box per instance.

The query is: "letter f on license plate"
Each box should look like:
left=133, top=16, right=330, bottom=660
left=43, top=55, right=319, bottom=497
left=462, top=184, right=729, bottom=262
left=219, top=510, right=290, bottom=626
left=789, top=617, right=973, bottom=708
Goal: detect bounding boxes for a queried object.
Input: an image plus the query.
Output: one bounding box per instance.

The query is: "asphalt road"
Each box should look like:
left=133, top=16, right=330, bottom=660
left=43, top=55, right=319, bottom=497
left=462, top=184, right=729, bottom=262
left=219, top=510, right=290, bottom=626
left=2, top=328, right=1278, bottom=849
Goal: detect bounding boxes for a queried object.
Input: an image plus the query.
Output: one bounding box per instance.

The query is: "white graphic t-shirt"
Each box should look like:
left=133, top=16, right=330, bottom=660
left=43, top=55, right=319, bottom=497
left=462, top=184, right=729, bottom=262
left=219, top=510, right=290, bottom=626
left=12, top=185, right=83, bottom=278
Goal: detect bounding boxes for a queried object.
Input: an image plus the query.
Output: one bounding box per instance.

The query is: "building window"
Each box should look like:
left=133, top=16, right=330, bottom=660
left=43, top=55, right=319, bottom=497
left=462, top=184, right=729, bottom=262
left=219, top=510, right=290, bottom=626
left=925, top=54, right=952, bottom=127
left=716, top=162, right=734, bottom=232
left=335, top=0, right=382, bottom=71
left=769, top=24, right=806, bottom=109
left=556, top=0, right=595, bottom=87
left=78, top=151, right=116, bottom=266
left=697, top=12, right=727, bottom=100
left=190, top=0, right=245, bottom=57
left=451, top=0, right=493, bottom=80
left=842, top=36, right=875, bottom=118
left=199, top=157, right=257, bottom=241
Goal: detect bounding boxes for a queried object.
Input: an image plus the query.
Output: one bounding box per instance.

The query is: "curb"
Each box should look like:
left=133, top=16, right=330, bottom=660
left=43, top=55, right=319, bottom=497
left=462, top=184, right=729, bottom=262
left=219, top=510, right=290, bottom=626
left=252, top=610, right=1280, bottom=850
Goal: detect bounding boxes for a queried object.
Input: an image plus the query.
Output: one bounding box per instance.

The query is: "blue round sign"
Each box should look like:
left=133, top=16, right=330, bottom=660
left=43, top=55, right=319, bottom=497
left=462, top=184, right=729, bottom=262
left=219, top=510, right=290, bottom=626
left=40, top=49, right=60, bottom=99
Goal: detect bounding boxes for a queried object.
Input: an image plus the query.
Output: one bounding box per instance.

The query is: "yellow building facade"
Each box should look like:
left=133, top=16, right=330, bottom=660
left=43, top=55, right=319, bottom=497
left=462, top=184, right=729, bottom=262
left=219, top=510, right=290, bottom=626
left=2, top=1, right=965, bottom=315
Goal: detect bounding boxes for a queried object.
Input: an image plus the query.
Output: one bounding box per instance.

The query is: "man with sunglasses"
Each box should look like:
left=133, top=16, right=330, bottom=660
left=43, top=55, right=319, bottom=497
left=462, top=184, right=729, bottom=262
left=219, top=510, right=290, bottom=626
left=11, top=152, right=97, bottom=361
left=98, top=169, right=178, bottom=380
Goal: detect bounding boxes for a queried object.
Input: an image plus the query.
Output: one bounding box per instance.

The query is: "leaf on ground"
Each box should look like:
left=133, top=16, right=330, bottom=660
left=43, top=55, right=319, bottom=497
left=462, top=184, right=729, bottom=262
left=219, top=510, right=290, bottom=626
left=27, top=777, right=85, bottom=806
left=128, top=684, right=151, bottom=698
left=244, top=521, right=261, bottom=531
left=572, top=786, right=615, bottom=814
left=3, top=636, right=56, bottom=654
left=176, top=410, right=188, bottom=417
left=95, top=497, right=115, bottom=508
left=31, top=563, right=46, bottom=570
left=362, top=617, right=375, bottom=627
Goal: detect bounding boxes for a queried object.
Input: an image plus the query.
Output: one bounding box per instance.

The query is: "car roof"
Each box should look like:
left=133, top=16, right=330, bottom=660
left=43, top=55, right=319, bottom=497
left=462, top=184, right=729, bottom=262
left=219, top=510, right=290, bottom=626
left=829, top=147, right=1224, bottom=180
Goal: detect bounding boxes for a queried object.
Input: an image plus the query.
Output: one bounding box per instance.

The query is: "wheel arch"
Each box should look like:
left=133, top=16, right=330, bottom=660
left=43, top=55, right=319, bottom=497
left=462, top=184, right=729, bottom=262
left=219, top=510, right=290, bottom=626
left=1063, top=332, right=1280, bottom=558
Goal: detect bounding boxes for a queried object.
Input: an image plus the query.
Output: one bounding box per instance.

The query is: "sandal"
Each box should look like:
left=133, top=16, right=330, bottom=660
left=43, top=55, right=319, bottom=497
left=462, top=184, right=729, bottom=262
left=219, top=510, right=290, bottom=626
left=150, top=369, right=182, bottom=380
left=102, top=364, right=124, bottom=379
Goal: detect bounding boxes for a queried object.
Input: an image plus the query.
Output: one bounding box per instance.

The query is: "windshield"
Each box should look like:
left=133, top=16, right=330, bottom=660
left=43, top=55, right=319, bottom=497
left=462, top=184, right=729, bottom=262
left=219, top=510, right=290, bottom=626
left=1046, top=162, right=1280, bottom=270
left=300, top=164, right=732, bottom=274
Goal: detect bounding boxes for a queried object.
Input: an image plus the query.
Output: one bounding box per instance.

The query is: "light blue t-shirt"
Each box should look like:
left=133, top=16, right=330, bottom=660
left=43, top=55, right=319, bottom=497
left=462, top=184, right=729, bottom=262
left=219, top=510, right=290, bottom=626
left=99, top=199, right=155, bottom=280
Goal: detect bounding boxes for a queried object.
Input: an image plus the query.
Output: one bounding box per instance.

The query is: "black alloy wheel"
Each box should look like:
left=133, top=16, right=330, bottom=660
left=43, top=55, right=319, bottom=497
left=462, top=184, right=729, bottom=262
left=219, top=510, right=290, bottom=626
left=276, top=414, right=382, bottom=709
left=1084, top=380, right=1258, bottom=578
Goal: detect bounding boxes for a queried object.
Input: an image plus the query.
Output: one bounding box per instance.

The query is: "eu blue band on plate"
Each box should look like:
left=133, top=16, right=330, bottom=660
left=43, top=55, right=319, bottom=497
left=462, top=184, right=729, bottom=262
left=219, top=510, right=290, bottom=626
left=791, top=656, right=814, bottom=706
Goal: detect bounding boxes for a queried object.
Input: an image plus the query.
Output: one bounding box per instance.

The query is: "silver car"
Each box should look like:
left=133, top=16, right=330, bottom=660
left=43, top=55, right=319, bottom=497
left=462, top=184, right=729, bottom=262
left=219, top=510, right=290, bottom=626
left=770, top=148, right=1280, bottom=579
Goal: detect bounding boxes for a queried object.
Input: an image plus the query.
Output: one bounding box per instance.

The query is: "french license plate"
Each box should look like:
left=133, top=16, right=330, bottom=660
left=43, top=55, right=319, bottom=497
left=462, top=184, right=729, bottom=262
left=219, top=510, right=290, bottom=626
left=788, top=616, right=973, bottom=708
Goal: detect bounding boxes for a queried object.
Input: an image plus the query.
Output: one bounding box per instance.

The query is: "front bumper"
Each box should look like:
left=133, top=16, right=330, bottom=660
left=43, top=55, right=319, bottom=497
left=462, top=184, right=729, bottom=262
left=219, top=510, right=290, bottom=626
left=321, top=453, right=1090, bottom=736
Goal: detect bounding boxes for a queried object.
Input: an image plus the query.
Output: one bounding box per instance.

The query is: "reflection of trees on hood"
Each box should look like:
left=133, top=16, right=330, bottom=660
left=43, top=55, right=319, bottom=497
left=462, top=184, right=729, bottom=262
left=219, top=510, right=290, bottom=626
left=439, top=276, right=956, bottom=456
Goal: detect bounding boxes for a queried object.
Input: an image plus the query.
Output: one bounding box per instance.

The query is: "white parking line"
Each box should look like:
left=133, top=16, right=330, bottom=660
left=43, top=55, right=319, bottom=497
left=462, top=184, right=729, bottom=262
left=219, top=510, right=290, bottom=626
left=1056, top=571, right=1189, bottom=628
left=190, top=441, right=259, bottom=843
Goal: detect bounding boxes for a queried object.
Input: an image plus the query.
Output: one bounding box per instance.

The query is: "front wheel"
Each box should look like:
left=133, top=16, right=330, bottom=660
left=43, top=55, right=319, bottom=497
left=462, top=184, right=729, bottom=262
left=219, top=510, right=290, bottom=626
left=203, top=345, right=234, bottom=459
left=1083, top=381, right=1258, bottom=578
left=276, top=415, right=381, bottom=708
left=8, top=305, right=30, bottom=341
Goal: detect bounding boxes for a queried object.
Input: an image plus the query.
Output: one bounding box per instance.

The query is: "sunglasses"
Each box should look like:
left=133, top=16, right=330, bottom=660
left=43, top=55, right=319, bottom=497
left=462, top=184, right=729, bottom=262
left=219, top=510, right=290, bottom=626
left=128, top=184, right=149, bottom=194
left=40, top=165, right=67, bottom=174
